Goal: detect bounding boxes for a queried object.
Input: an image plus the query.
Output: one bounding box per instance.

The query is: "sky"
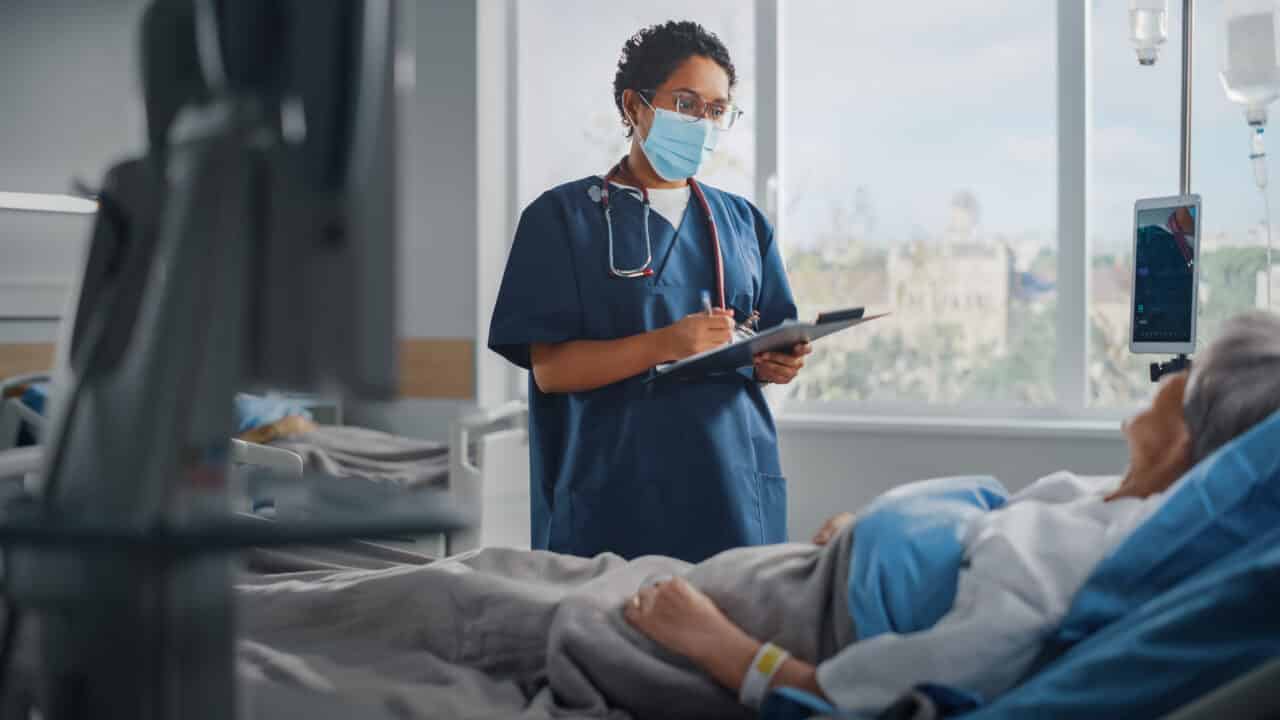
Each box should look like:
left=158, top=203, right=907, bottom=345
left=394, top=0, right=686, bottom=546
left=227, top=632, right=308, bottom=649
left=780, top=0, right=1057, bottom=249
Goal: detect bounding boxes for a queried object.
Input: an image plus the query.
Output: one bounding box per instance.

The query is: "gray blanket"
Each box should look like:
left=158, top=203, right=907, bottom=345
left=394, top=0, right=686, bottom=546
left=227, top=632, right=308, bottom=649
left=237, top=529, right=856, bottom=719
left=270, top=425, right=450, bottom=490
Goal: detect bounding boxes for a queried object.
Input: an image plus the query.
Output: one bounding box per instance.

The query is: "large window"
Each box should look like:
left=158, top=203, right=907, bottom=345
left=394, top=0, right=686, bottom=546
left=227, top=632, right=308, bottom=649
left=502, top=1, right=1278, bottom=419
left=516, top=1, right=756, bottom=210
left=780, top=0, right=1058, bottom=410
left=1089, top=0, right=1280, bottom=407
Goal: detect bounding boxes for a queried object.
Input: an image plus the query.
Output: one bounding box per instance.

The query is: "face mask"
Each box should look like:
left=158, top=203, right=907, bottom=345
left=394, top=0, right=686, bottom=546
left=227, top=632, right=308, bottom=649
left=638, top=106, right=720, bottom=181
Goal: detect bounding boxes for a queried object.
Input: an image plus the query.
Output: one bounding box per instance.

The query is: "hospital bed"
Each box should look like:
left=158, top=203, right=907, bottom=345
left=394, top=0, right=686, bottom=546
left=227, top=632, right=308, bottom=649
left=0, top=373, right=461, bottom=557
left=10, top=365, right=1276, bottom=718
left=239, top=394, right=1277, bottom=719
left=2, top=373, right=307, bottom=487
left=1163, top=658, right=1280, bottom=720
left=448, top=400, right=531, bottom=553
left=1, top=374, right=305, bottom=488
left=1, top=371, right=531, bottom=560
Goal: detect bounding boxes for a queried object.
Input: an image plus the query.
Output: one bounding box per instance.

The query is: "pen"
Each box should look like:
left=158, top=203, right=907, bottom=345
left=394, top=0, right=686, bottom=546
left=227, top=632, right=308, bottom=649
left=701, top=290, right=713, bottom=316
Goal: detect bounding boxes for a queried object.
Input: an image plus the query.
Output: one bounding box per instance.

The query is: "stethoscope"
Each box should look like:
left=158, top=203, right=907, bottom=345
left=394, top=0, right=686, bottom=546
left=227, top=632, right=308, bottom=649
left=599, top=157, right=726, bottom=309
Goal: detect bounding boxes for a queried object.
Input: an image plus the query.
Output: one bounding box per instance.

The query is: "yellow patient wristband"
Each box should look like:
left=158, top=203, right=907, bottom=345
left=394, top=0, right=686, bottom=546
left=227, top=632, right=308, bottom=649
left=739, top=641, right=791, bottom=709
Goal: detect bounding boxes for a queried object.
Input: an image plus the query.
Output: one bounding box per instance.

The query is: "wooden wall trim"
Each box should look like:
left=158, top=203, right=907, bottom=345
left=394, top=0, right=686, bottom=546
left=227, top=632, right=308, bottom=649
left=0, top=343, right=55, bottom=382
left=399, top=338, right=475, bottom=399
left=0, top=339, right=474, bottom=400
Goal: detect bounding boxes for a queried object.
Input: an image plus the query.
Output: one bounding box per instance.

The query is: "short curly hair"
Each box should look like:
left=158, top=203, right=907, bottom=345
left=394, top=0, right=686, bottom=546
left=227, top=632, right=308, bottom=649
left=613, top=20, right=737, bottom=138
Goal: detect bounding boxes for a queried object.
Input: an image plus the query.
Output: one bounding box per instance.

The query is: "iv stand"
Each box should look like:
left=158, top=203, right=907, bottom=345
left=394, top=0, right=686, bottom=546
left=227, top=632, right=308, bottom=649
left=1180, top=0, right=1194, bottom=198
left=1151, top=0, right=1196, bottom=383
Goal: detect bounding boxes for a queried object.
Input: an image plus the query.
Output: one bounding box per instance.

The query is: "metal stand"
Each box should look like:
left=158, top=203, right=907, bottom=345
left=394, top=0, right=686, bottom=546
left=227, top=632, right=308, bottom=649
left=1152, top=0, right=1196, bottom=383
left=1180, top=0, right=1194, bottom=198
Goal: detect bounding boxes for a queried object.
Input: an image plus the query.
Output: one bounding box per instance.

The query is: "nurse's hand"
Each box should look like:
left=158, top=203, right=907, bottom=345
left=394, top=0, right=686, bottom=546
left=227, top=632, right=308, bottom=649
left=812, top=511, right=854, bottom=546
left=661, top=310, right=735, bottom=360
left=624, top=577, right=739, bottom=663
left=754, top=343, right=812, bottom=384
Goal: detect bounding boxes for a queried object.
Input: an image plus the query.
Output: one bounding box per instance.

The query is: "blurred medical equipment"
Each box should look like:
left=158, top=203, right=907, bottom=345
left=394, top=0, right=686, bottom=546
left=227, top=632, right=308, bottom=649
left=0, top=1, right=467, bottom=718
left=1220, top=0, right=1280, bottom=309
left=1130, top=0, right=1170, bottom=65
left=0, top=192, right=98, bottom=216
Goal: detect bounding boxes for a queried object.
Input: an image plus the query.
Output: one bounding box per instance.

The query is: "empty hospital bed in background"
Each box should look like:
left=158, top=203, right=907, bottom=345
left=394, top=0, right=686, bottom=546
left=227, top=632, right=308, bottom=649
left=216, top=393, right=531, bottom=558
left=0, top=376, right=457, bottom=553
left=448, top=401, right=531, bottom=554
left=2, top=374, right=534, bottom=557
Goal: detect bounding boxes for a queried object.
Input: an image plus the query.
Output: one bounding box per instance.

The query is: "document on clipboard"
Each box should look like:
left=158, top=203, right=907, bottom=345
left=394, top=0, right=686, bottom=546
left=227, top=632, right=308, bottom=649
left=650, top=307, right=889, bottom=381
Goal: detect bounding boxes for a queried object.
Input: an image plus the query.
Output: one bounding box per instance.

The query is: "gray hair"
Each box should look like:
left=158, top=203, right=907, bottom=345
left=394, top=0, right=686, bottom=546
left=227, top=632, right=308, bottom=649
left=1184, top=310, right=1280, bottom=463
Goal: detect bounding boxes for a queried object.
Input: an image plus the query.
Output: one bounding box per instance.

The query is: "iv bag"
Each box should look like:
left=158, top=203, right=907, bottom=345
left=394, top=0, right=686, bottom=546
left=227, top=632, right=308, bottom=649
left=1130, top=0, right=1169, bottom=66
left=1220, top=0, right=1280, bottom=126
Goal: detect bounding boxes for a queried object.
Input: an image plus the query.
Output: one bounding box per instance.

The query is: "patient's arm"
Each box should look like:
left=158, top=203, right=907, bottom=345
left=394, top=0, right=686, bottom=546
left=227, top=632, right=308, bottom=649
left=812, top=512, right=855, bottom=545
left=625, top=577, right=827, bottom=701
left=695, top=627, right=826, bottom=700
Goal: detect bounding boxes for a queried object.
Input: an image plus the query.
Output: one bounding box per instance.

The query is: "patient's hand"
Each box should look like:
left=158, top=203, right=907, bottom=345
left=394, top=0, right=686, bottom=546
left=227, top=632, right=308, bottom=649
left=624, top=577, right=741, bottom=663
left=812, top=512, right=854, bottom=546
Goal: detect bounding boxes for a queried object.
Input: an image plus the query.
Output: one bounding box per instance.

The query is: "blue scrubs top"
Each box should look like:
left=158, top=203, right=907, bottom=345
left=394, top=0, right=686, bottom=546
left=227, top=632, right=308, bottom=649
left=488, top=176, right=798, bottom=563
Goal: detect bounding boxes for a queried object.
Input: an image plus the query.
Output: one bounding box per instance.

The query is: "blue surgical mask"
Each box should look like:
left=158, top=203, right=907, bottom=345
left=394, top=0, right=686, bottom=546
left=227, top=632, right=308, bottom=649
left=638, top=107, right=720, bottom=181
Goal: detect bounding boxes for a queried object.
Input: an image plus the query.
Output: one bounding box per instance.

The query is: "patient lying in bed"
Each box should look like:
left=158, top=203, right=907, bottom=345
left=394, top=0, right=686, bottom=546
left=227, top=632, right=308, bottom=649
left=238, top=312, right=1280, bottom=719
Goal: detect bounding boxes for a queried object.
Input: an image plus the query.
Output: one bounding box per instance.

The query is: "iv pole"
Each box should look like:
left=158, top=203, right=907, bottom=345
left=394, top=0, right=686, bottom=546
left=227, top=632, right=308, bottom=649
left=1151, top=0, right=1196, bottom=382
left=1180, top=0, right=1194, bottom=197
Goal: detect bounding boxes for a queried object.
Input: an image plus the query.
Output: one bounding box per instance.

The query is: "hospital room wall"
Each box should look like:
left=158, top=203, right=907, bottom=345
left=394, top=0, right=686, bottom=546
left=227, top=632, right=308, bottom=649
left=0, top=2, right=134, bottom=376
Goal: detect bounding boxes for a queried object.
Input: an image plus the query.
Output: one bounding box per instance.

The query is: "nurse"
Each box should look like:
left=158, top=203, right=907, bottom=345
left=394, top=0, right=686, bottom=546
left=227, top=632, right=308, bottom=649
left=489, top=20, right=809, bottom=563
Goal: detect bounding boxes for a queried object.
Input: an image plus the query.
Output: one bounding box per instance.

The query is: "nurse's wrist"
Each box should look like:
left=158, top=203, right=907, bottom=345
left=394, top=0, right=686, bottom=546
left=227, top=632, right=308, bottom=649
left=651, top=325, right=678, bottom=363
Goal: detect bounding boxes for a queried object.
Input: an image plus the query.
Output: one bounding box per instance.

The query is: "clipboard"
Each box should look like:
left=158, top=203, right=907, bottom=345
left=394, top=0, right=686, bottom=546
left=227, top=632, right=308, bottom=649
left=650, top=307, right=889, bottom=381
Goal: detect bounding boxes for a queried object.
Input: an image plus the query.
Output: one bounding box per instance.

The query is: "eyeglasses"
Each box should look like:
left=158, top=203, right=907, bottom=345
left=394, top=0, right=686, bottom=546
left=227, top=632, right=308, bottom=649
left=640, top=89, right=744, bottom=131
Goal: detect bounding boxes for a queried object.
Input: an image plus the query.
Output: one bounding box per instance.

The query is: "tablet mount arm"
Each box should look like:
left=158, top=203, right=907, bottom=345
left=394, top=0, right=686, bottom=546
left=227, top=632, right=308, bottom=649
left=1150, top=353, right=1191, bottom=383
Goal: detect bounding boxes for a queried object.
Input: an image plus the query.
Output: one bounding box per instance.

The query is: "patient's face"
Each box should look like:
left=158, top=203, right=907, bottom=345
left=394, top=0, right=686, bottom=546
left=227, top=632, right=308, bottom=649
left=1113, top=372, right=1193, bottom=500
